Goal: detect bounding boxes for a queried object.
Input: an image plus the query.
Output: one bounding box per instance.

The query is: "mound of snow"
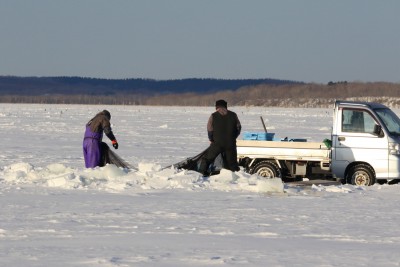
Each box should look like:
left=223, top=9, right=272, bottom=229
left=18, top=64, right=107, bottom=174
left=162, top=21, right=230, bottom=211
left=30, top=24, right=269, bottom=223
left=1, top=162, right=286, bottom=193
left=4, top=161, right=384, bottom=196
left=3, top=163, right=36, bottom=182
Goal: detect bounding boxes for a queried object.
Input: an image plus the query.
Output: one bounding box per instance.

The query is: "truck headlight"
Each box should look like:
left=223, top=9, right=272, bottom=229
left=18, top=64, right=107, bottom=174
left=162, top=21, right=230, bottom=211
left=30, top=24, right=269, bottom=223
left=389, top=142, right=400, bottom=155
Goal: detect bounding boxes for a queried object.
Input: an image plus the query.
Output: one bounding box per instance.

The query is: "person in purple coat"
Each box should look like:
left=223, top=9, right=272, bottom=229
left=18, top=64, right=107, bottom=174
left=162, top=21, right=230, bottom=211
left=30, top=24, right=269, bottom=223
left=83, top=110, right=119, bottom=168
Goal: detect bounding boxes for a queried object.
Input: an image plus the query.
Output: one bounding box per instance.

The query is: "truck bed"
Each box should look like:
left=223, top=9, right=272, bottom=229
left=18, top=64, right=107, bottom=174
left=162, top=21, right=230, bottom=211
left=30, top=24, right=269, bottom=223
left=237, top=140, right=330, bottom=161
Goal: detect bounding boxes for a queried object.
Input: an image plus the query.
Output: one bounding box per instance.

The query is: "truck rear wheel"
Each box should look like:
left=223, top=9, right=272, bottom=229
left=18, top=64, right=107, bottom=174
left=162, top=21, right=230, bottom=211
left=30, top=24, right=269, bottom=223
left=346, top=164, right=375, bottom=186
left=251, top=161, right=282, bottom=178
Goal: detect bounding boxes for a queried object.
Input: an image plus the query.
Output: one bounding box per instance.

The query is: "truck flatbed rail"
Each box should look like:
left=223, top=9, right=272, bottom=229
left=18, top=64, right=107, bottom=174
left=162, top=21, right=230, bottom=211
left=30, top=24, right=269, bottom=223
left=237, top=140, right=330, bottom=162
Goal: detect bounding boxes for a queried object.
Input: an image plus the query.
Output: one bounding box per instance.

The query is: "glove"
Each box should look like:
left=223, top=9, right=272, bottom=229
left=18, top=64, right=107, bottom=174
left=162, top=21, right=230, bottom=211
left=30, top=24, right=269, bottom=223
left=112, top=140, right=119, bottom=149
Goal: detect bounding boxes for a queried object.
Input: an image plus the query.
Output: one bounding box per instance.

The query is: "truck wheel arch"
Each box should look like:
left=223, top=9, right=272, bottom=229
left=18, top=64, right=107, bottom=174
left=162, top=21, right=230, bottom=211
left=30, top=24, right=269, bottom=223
left=250, top=160, right=282, bottom=179
left=345, top=162, right=376, bottom=186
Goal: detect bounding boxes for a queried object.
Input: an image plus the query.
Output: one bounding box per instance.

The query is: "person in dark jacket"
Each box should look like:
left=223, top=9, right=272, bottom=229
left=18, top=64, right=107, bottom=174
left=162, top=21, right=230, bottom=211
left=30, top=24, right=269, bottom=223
left=199, top=100, right=241, bottom=176
left=83, top=110, right=119, bottom=168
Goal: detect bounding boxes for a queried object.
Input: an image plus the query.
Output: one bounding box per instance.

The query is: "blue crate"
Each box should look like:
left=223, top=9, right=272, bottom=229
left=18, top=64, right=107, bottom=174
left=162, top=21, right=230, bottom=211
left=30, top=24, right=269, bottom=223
left=243, top=132, right=275, bottom=141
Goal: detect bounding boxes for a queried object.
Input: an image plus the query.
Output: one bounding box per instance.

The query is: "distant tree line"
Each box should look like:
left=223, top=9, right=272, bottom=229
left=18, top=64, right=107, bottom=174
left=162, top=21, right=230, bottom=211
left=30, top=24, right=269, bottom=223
left=0, top=76, right=300, bottom=96
left=0, top=94, right=144, bottom=105
left=143, top=82, right=400, bottom=108
left=1, top=76, right=400, bottom=108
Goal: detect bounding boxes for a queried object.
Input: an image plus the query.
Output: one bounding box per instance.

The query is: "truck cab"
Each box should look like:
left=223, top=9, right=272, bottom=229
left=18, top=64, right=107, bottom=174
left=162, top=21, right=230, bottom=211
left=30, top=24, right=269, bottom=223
left=331, top=100, right=400, bottom=185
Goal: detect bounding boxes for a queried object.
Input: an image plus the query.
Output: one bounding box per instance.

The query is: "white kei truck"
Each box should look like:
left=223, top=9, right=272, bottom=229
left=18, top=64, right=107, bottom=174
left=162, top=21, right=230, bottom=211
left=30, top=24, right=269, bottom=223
left=237, top=100, right=400, bottom=186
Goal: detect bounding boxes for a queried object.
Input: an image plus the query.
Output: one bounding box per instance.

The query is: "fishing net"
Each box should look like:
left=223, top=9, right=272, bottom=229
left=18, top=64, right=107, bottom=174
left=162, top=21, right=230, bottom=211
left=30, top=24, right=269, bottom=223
left=100, top=142, right=136, bottom=170
left=169, top=147, right=224, bottom=175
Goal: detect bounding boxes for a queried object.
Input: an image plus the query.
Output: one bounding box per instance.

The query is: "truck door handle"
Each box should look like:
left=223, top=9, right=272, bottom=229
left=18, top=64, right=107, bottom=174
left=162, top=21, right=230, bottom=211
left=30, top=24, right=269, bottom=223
left=338, top=136, right=346, bottom=141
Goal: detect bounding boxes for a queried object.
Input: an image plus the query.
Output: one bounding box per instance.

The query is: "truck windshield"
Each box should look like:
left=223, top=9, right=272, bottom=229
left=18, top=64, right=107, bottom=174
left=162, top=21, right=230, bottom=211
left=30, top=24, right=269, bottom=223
left=375, top=108, right=400, bottom=135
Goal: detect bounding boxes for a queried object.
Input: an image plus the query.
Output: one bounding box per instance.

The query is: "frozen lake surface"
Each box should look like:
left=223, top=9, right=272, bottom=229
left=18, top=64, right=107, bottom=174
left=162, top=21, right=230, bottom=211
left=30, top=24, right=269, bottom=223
left=1, top=103, right=400, bottom=266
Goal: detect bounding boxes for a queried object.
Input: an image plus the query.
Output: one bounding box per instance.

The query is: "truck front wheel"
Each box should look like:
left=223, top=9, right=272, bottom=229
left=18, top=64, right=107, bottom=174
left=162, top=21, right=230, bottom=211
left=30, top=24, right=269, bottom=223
left=251, top=161, right=282, bottom=179
left=346, top=164, right=375, bottom=186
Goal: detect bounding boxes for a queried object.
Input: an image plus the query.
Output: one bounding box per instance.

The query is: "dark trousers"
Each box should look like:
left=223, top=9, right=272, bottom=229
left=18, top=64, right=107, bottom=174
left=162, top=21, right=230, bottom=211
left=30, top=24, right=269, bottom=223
left=199, top=143, right=239, bottom=175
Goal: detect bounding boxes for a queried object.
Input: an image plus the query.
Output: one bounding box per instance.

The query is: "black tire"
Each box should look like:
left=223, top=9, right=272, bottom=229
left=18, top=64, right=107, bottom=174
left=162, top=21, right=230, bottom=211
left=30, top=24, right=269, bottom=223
left=346, top=164, right=375, bottom=186
left=251, top=160, right=282, bottom=178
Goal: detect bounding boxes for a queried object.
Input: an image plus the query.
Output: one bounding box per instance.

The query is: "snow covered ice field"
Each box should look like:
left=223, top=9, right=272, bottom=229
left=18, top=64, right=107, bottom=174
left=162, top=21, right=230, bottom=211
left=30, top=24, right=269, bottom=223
left=1, top=103, right=400, bottom=267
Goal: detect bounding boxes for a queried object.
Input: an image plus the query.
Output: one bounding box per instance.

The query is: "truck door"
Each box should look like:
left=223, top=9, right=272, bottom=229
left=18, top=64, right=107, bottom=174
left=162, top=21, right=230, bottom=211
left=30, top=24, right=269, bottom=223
left=332, top=107, right=388, bottom=179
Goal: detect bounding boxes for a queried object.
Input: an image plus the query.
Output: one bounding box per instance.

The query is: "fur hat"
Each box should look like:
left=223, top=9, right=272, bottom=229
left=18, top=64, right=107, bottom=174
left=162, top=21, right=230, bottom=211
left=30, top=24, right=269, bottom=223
left=103, top=110, right=111, bottom=120
left=215, top=99, right=227, bottom=109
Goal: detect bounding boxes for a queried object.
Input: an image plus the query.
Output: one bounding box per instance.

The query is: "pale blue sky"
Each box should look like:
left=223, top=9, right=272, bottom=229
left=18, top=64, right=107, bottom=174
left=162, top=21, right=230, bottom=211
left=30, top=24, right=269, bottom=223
left=1, top=0, right=399, bottom=83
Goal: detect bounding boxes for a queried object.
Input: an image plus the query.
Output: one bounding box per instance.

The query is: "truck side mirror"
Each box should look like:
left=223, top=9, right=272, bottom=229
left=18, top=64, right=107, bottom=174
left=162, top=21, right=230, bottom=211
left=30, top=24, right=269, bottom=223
left=373, top=124, right=384, bottom=137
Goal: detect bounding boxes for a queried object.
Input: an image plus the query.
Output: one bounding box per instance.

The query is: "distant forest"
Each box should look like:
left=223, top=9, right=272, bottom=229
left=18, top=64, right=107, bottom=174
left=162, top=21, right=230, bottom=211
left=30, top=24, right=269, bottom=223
left=1, top=76, right=400, bottom=108
left=0, top=76, right=298, bottom=95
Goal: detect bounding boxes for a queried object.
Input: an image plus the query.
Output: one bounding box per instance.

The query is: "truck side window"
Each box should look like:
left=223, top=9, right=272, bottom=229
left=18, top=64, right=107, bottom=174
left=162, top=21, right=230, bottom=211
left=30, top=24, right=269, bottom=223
left=342, top=109, right=376, bottom=133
